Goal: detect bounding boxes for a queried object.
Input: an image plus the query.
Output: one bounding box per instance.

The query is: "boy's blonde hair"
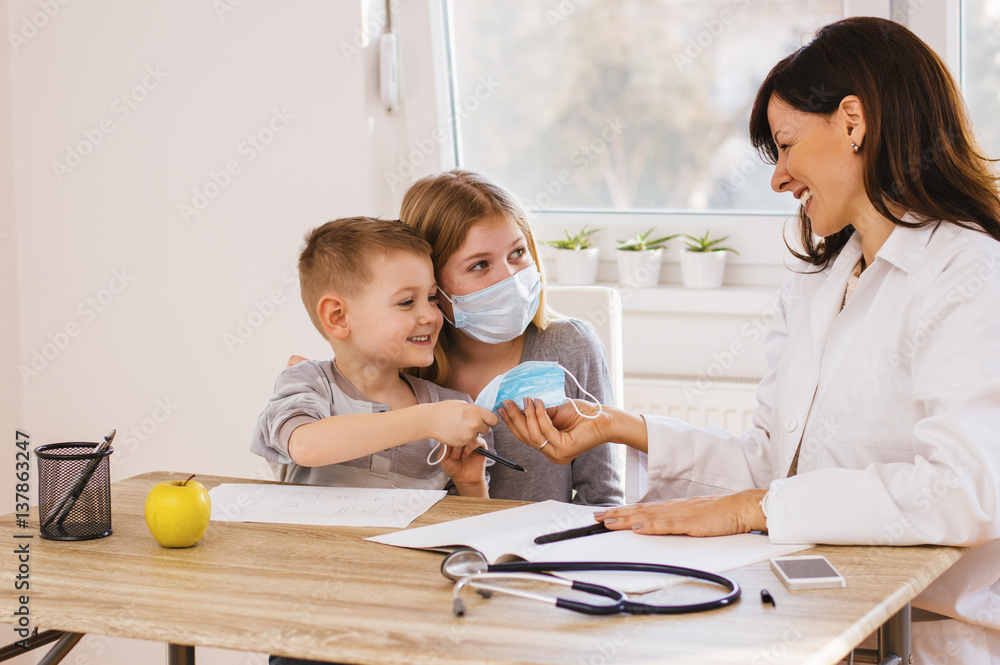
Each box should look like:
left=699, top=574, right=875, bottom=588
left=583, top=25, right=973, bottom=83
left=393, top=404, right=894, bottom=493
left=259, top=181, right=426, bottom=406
left=400, top=170, right=552, bottom=383
left=298, top=217, right=433, bottom=337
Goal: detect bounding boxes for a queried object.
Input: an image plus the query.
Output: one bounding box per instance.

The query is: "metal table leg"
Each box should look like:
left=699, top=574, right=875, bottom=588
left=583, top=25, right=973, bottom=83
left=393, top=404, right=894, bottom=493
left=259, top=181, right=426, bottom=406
left=168, top=643, right=196, bottom=665
left=36, top=632, right=84, bottom=665
left=877, top=602, right=911, bottom=665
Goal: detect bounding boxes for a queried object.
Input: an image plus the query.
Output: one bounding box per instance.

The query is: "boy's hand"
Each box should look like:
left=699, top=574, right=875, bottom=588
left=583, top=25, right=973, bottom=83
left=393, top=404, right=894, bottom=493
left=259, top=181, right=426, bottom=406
left=440, top=437, right=488, bottom=498
left=426, top=401, right=499, bottom=457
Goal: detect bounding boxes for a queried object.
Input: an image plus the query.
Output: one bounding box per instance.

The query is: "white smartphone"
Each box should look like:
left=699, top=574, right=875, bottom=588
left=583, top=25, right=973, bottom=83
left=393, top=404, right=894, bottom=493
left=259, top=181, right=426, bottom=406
left=770, top=555, right=846, bottom=590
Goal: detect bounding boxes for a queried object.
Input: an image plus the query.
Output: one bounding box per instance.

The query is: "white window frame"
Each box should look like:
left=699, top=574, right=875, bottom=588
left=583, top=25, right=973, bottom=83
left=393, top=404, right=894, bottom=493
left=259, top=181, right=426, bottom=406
left=426, top=0, right=964, bottom=287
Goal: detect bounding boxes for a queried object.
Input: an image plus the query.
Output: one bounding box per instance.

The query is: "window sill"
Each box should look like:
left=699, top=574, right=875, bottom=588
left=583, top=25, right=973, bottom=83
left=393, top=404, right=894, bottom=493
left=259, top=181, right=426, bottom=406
left=597, top=282, right=780, bottom=316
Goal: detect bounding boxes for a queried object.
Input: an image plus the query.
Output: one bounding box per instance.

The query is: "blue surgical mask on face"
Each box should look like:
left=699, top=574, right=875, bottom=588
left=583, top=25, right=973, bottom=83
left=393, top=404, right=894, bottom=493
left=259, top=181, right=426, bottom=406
left=475, top=361, right=603, bottom=419
left=439, top=264, right=542, bottom=344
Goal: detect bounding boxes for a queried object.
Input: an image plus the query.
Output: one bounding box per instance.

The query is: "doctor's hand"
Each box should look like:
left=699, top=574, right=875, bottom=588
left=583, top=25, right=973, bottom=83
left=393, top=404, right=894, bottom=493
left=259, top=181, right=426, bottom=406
left=595, top=489, right=768, bottom=537
left=499, top=398, right=647, bottom=463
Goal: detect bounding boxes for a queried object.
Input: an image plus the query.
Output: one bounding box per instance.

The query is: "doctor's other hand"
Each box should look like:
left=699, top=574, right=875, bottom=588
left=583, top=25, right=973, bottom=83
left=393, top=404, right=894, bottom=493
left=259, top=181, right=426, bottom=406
left=595, top=489, right=768, bottom=537
left=499, top=398, right=647, bottom=464
left=423, top=401, right=499, bottom=459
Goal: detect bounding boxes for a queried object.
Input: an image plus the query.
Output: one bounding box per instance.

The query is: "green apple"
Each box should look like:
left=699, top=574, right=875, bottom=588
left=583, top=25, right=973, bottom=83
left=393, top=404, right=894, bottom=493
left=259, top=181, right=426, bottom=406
left=144, top=474, right=212, bottom=548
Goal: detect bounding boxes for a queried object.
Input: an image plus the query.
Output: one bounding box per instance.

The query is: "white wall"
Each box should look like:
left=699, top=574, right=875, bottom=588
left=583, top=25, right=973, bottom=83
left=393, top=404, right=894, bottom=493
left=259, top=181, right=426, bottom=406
left=5, top=1, right=446, bottom=663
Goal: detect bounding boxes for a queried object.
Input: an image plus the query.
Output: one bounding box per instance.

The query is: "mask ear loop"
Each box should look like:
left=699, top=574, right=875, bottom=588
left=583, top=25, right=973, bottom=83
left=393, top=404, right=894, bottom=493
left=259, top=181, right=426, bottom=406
left=426, top=435, right=490, bottom=466
left=437, top=289, right=459, bottom=328
left=427, top=441, right=448, bottom=466
left=563, top=369, right=604, bottom=420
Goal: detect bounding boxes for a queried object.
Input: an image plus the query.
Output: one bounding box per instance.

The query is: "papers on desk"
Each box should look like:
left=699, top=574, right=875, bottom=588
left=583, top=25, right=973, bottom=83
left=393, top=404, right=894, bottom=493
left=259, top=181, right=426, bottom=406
left=367, top=500, right=812, bottom=593
left=208, top=484, right=446, bottom=528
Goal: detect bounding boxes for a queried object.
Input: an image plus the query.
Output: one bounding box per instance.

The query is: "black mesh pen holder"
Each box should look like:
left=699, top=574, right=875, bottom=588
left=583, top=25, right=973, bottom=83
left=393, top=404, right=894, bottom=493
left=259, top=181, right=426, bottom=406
left=36, top=442, right=114, bottom=541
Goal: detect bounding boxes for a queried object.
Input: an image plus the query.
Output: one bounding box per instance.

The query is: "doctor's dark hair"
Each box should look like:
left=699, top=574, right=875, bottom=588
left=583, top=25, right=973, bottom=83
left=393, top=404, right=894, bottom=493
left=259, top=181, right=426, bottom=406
left=400, top=169, right=553, bottom=383
left=298, top=217, right=432, bottom=337
left=749, top=17, right=1000, bottom=268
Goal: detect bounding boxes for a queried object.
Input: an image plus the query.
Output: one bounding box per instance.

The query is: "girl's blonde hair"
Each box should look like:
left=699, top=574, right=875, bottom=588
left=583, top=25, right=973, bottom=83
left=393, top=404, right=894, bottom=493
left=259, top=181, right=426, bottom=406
left=400, top=169, right=554, bottom=384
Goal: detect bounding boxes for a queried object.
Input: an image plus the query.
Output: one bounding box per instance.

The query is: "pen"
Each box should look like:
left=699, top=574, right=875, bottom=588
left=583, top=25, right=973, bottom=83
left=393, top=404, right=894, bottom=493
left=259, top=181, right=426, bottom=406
left=473, top=447, right=525, bottom=472
left=760, top=589, right=776, bottom=607
left=43, top=429, right=116, bottom=529
left=533, top=521, right=611, bottom=544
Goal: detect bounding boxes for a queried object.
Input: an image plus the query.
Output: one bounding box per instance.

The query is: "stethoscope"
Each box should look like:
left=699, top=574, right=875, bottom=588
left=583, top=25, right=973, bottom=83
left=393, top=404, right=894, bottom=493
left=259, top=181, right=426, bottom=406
left=440, top=549, right=741, bottom=617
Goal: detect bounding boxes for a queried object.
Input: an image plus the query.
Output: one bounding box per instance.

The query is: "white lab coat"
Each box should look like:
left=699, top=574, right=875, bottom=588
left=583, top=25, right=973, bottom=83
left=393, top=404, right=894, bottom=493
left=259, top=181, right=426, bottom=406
left=643, top=218, right=1000, bottom=664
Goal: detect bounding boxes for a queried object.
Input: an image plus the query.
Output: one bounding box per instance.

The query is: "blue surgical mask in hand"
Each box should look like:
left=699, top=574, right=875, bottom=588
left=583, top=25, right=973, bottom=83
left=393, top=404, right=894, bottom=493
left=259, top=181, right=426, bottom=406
left=474, top=361, right=603, bottom=420
left=438, top=264, right=542, bottom=344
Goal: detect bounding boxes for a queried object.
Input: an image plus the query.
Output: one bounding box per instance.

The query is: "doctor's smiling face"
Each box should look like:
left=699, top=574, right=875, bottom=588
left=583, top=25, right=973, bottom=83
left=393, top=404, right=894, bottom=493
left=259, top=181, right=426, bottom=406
left=767, top=95, right=868, bottom=238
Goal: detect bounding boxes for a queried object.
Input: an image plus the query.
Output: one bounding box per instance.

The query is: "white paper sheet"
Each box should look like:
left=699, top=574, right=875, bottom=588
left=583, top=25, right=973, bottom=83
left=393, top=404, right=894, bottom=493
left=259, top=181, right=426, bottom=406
left=367, top=499, right=812, bottom=592
left=209, top=483, right=447, bottom=528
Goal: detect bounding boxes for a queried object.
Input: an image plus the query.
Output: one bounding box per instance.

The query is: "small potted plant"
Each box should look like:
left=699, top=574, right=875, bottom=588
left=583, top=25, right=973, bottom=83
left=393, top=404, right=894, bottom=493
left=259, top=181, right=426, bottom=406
left=544, top=226, right=602, bottom=285
left=615, top=228, right=677, bottom=289
left=680, top=229, right=740, bottom=289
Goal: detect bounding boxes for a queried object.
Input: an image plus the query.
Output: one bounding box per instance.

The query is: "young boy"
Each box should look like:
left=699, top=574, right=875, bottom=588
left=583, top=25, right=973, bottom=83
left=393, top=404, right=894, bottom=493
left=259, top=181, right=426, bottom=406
left=250, top=217, right=497, bottom=497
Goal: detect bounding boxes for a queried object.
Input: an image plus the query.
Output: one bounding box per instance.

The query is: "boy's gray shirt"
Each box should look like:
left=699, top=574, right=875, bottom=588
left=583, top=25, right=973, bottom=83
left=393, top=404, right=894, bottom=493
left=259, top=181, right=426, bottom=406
left=250, top=359, right=486, bottom=490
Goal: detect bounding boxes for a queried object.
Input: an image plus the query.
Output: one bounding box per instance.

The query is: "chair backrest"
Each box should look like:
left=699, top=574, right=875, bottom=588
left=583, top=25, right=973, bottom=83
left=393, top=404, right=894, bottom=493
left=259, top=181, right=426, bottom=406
left=545, top=286, right=646, bottom=503
left=545, top=286, right=624, bottom=409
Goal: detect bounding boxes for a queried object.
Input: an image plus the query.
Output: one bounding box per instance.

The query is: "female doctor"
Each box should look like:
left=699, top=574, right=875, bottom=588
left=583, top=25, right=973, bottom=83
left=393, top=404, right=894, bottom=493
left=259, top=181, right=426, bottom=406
left=501, top=17, right=1000, bottom=663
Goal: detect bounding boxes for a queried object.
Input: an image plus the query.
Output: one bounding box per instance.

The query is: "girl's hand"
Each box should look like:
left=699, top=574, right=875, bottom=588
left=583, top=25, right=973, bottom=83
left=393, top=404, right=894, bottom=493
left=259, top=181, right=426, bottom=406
left=594, top=489, right=768, bottom=537
left=499, top=398, right=613, bottom=464
left=440, top=437, right=489, bottom=497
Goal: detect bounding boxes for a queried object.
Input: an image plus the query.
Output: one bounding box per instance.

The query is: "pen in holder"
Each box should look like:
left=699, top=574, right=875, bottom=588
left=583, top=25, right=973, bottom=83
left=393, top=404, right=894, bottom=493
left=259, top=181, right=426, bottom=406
left=36, top=430, right=115, bottom=541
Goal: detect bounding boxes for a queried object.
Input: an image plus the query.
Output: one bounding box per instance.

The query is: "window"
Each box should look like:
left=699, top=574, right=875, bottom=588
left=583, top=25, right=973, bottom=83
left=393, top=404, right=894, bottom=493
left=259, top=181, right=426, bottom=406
left=963, top=0, right=1000, bottom=157
left=445, top=1, right=843, bottom=214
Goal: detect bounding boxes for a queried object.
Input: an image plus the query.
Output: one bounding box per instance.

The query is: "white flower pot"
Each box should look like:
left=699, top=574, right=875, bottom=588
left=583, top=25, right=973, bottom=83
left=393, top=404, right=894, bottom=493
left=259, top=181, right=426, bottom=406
left=681, top=250, right=728, bottom=289
left=553, top=247, right=600, bottom=285
left=616, top=248, right=663, bottom=289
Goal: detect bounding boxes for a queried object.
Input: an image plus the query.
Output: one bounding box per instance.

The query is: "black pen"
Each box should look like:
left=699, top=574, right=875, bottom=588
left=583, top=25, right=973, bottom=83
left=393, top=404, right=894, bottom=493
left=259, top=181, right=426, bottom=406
left=534, top=521, right=611, bottom=544
left=473, top=447, right=525, bottom=472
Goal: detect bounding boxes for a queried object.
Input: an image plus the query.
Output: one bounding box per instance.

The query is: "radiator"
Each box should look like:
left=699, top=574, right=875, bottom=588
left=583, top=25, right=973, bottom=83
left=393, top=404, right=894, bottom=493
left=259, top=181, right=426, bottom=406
left=623, top=375, right=759, bottom=434
left=617, top=375, right=759, bottom=502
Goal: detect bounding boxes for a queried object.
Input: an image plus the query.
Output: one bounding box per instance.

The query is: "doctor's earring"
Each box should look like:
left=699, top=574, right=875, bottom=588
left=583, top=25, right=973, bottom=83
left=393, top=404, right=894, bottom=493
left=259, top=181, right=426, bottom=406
left=850, top=142, right=860, bottom=153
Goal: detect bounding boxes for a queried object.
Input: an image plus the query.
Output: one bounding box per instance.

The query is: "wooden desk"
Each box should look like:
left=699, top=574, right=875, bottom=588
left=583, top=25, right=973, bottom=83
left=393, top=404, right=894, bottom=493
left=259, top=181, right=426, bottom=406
left=1, top=472, right=963, bottom=665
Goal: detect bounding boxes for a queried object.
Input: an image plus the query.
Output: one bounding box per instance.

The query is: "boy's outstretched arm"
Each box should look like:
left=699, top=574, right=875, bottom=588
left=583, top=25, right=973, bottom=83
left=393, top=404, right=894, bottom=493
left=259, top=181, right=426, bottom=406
left=289, top=400, right=498, bottom=467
